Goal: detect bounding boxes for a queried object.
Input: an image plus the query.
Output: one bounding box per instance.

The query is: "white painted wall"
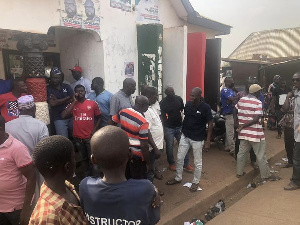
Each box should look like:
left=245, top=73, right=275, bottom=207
left=56, top=28, right=104, bottom=85
left=163, top=26, right=187, bottom=101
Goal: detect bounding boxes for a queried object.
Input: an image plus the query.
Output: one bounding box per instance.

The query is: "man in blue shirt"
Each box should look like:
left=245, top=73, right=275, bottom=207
left=47, top=67, right=74, bottom=137
left=221, top=77, right=236, bottom=155
left=88, top=77, right=113, bottom=128
left=79, top=125, right=160, bottom=225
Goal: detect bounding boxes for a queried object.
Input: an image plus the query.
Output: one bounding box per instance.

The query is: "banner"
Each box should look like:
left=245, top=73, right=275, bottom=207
left=110, top=0, right=132, bottom=12
left=136, top=0, right=159, bottom=23
left=60, top=0, right=101, bottom=35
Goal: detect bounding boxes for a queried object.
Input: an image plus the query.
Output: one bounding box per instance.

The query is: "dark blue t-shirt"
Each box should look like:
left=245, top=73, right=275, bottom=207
left=47, top=83, right=74, bottom=121
left=220, top=87, right=236, bottom=115
left=182, top=101, right=213, bottom=141
left=79, top=177, right=160, bottom=225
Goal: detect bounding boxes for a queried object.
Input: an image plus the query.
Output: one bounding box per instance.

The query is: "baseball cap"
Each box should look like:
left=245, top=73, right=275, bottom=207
left=249, top=84, right=262, bottom=94
left=70, top=66, right=82, bottom=73
left=50, top=67, right=63, bottom=76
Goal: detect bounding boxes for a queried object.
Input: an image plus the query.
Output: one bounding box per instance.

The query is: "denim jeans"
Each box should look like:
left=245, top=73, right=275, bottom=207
left=175, top=134, right=204, bottom=184
left=164, top=127, right=189, bottom=166
left=0, top=209, right=21, bottom=225
left=292, top=142, right=300, bottom=185
left=54, top=118, right=73, bottom=138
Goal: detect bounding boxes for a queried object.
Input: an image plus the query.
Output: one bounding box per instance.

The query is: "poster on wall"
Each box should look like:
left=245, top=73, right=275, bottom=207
left=124, top=62, right=134, bottom=78
left=110, top=0, right=132, bottom=12
left=136, top=0, right=159, bottom=23
left=60, top=0, right=101, bottom=34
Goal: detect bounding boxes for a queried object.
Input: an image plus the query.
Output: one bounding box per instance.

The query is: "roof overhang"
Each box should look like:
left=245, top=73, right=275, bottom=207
left=179, top=0, right=232, bottom=35
left=222, top=58, right=269, bottom=65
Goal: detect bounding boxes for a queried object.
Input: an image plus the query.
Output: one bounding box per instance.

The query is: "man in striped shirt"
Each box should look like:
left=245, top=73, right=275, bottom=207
left=112, top=96, right=150, bottom=179
left=235, top=84, right=279, bottom=181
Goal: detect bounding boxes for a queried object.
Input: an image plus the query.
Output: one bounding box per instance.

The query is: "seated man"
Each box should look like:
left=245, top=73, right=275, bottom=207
left=79, top=126, right=160, bottom=225
left=29, top=135, right=88, bottom=225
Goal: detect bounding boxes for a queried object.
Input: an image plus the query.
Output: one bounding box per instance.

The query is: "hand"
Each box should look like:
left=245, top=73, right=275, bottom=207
left=236, top=125, right=244, bottom=133
left=152, top=186, right=163, bottom=208
left=234, top=120, right=239, bottom=130
left=204, top=141, right=210, bottom=152
left=73, top=94, right=78, bottom=103
left=19, top=207, right=32, bottom=225
left=49, top=94, right=57, bottom=100
left=287, top=92, right=294, bottom=98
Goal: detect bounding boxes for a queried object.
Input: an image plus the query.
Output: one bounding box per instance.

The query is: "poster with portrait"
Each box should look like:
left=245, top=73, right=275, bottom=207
left=136, top=0, right=159, bottom=23
left=60, top=0, right=101, bottom=34
left=110, top=0, right=131, bottom=12
left=124, top=62, right=134, bottom=78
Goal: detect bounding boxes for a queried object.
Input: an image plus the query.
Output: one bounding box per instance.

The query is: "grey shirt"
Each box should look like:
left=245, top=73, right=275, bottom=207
left=5, top=115, right=49, bottom=155
left=110, top=90, right=134, bottom=116
left=294, top=90, right=300, bottom=142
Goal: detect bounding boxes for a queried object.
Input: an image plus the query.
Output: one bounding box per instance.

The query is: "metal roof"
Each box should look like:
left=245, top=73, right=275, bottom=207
left=229, top=27, right=300, bottom=60
left=178, top=0, right=231, bottom=35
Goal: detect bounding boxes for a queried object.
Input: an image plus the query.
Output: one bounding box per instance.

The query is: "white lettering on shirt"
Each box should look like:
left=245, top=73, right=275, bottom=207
left=85, top=213, right=142, bottom=225
left=74, top=113, right=93, bottom=121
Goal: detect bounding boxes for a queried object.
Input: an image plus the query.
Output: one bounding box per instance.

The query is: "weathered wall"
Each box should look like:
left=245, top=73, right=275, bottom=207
left=163, top=26, right=187, bottom=101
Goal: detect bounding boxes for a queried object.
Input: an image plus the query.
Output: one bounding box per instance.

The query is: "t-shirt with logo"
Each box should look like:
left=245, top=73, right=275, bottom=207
left=47, top=83, right=74, bottom=121
left=112, top=108, right=149, bottom=160
left=79, top=177, right=160, bottom=225
left=235, top=95, right=265, bottom=142
left=220, top=87, right=236, bottom=115
left=0, top=92, right=25, bottom=122
left=69, top=99, right=101, bottom=139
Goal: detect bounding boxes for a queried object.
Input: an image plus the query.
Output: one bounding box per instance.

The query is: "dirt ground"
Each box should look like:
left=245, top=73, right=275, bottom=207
left=155, top=129, right=285, bottom=216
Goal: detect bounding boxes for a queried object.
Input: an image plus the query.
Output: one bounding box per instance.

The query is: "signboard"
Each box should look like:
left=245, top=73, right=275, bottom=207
left=60, top=0, right=101, bottom=34
left=110, top=0, right=132, bottom=12
left=136, top=0, right=159, bottom=23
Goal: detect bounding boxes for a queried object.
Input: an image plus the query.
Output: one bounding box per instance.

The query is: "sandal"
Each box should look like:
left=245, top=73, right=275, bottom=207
left=189, top=183, right=199, bottom=192
left=154, top=171, right=163, bottom=180
left=166, top=178, right=181, bottom=185
left=236, top=172, right=246, bottom=178
left=265, top=174, right=281, bottom=181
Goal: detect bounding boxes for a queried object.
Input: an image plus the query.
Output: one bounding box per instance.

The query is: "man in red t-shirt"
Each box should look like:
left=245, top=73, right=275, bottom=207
left=62, top=84, right=101, bottom=179
left=0, top=79, right=27, bottom=122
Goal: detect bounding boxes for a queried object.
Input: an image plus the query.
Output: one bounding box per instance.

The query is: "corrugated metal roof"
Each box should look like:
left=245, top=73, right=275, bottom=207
left=229, top=27, right=300, bottom=60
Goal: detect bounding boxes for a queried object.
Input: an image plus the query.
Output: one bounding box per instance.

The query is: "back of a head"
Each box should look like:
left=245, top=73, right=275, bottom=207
left=91, top=126, right=129, bottom=170
left=33, top=135, right=74, bottom=178
left=93, top=77, right=104, bottom=86
left=143, top=86, right=157, bottom=99
left=123, top=78, right=135, bottom=88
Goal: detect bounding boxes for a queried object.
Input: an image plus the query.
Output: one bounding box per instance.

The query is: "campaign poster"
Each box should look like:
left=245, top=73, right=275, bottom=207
left=60, top=0, right=101, bottom=34
left=110, top=0, right=132, bottom=12
left=124, top=62, right=134, bottom=78
left=136, top=0, right=159, bottom=23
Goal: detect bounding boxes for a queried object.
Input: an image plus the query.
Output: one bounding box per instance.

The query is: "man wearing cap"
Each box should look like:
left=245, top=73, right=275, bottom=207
left=235, top=84, right=280, bottom=181
left=6, top=95, right=49, bottom=205
left=47, top=67, right=74, bottom=137
left=70, top=66, right=92, bottom=98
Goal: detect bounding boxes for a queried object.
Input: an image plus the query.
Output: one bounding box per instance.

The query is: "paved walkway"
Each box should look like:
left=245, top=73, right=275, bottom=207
left=208, top=167, right=300, bottom=225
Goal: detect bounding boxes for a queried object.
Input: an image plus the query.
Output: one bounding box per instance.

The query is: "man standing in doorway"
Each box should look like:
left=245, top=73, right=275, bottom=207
left=109, top=78, right=136, bottom=118
left=160, top=86, right=193, bottom=172
left=88, top=77, right=113, bottom=127
left=0, top=79, right=27, bottom=122
left=70, top=66, right=92, bottom=97
left=284, top=72, right=300, bottom=190
left=47, top=67, right=74, bottom=138
left=62, top=85, right=101, bottom=178
left=220, top=76, right=237, bottom=156
left=166, top=88, right=213, bottom=192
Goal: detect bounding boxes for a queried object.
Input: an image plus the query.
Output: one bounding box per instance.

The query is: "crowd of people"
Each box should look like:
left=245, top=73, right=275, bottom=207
left=1, top=65, right=300, bottom=225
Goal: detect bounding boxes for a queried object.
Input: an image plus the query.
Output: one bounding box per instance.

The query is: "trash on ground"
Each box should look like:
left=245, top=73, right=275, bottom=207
left=270, top=170, right=278, bottom=173
left=204, top=200, right=225, bottom=221
left=184, top=219, right=205, bottom=225
left=183, top=183, right=203, bottom=191
left=247, top=182, right=257, bottom=189
left=282, top=158, right=288, bottom=162
left=275, top=162, right=282, bottom=166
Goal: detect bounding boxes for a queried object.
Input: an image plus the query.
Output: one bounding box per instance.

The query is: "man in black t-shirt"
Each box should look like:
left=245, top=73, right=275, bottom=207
left=160, top=87, right=192, bottom=172
left=166, top=87, right=213, bottom=192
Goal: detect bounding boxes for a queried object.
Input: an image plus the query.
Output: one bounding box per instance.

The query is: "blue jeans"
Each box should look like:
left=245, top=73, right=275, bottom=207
left=54, top=118, right=73, bottom=138
left=164, top=127, right=189, bottom=166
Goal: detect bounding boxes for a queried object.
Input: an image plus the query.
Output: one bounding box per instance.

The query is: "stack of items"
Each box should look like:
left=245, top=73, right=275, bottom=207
left=26, top=78, right=50, bottom=125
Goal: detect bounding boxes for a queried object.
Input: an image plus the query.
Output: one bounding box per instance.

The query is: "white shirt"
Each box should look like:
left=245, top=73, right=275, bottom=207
left=71, top=76, right=92, bottom=97
left=144, top=106, right=164, bottom=150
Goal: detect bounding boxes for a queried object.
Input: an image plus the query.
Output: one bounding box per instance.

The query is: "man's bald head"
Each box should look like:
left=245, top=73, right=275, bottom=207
left=190, top=87, right=202, bottom=103
left=134, top=95, right=149, bottom=113
left=91, top=126, right=129, bottom=170
left=165, top=86, right=175, bottom=97
left=123, top=78, right=136, bottom=95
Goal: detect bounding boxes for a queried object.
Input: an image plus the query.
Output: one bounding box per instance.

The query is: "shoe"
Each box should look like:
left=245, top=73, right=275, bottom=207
left=251, top=162, right=259, bottom=170
left=184, top=165, right=194, bottom=173
left=169, top=164, right=176, bottom=171
left=282, top=163, right=293, bottom=168
left=284, top=182, right=300, bottom=191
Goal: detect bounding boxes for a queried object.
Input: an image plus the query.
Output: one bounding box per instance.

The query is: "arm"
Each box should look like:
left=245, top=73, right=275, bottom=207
left=204, top=120, right=213, bottom=152
left=148, top=131, right=161, bottom=159
left=281, top=92, right=293, bottom=112
left=61, top=98, right=76, bottom=119
left=233, top=106, right=239, bottom=129
left=93, top=115, right=102, bottom=133
left=48, top=94, right=72, bottom=107
left=237, top=115, right=260, bottom=133
left=19, top=163, right=36, bottom=225
left=140, top=139, right=150, bottom=169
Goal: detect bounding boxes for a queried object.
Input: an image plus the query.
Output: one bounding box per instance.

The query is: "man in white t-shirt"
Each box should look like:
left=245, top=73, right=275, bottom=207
left=143, top=86, right=163, bottom=182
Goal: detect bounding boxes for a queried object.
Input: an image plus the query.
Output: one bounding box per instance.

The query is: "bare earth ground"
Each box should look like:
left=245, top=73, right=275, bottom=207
left=155, top=129, right=285, bottom=216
